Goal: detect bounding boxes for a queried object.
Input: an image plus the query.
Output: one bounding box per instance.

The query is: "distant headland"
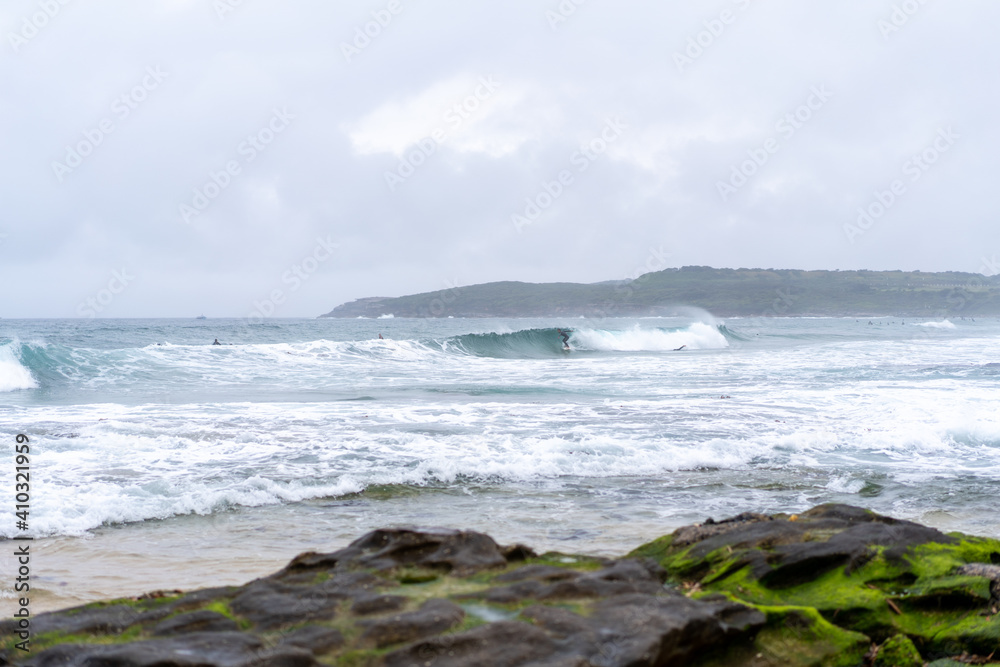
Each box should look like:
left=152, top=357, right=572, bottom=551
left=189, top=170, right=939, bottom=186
left=320, top=267, right=1000, bottom=319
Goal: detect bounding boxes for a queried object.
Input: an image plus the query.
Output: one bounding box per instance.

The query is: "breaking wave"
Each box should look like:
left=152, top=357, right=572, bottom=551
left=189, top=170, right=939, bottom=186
left=0, top=341, right=39, bottom=392
left=3, top=324, right=736, bottom=394
left=917, top=320, right=957, bottom=329
left=442, top=323, right=730, bottom=358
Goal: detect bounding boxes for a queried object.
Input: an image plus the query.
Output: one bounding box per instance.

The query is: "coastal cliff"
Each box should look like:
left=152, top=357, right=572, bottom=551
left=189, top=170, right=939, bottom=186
left=2, top=504, right=998, bottom=666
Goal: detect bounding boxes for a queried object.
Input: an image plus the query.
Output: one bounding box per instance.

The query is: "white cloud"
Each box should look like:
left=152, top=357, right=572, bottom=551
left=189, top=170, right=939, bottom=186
left=1, top=0, right=998, bottom=316
left=345, top=74, right=550, bottom=159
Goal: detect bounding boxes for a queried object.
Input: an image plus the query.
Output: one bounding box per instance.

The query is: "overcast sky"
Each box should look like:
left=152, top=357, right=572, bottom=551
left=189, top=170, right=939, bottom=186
left=1, top=0, right=997, bottom=318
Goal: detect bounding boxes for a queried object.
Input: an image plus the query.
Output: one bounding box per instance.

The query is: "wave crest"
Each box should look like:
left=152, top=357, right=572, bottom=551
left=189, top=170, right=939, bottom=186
left=0, top=341, right=39, bottom=392
left=917, top=320, right=957, bottom=329
left=442, top=323, right=729, bottom=358
left=570, top=323, right=729, bottom=352
left=4, top=325, right=734, bottom=392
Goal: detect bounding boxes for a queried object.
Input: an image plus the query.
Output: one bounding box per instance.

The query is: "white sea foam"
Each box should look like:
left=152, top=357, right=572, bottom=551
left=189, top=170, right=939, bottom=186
left=0, top=343, right=38, bottom=392
left=3, top=317, right=1000, bottom=540
left=6, top=389, right=1000, bottom=539
left=917, top=319, right=956, bottom=329
left=571, top=323, right=728, bottom=351
left=826, top=476, right=866, bottom=494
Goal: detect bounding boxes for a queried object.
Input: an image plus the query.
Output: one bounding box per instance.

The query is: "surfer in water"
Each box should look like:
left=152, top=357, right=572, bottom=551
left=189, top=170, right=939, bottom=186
left=212, top=339, right=222, bottom=346
left=556, top=328, right=571, bottom=349
left=674, top=345, right=686, bottom=351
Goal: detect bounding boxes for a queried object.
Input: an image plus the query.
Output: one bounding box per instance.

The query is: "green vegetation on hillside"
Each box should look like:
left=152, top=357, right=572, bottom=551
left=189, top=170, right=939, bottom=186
left=321, top=267, right=1000, bottom=318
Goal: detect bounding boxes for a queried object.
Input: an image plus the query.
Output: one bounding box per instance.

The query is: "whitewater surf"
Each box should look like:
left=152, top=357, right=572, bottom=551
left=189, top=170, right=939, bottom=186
left=2, top=316, right=999, bottom=611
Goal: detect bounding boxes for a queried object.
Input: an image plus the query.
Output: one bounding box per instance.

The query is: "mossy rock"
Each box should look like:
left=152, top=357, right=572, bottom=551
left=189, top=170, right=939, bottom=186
left=692, top=604, right=869, bottom=667
left=0, top=528, right=765, bottom=666
left=631, top=503, right=1000, bottom=657
left=4, top=510, right=999, bottom=666
left=873, top=634, right=921, bottom=667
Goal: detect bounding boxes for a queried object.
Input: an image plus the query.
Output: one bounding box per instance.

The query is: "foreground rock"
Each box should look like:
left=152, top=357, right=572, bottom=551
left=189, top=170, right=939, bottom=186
left=632, top=504, right=1000, bottom=665
left=2, top=506, right=998, bottom=666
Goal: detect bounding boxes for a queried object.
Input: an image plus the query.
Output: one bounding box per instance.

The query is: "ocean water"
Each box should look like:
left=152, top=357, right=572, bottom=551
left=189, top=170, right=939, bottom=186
left=2, top=315, right=1000, bottom=612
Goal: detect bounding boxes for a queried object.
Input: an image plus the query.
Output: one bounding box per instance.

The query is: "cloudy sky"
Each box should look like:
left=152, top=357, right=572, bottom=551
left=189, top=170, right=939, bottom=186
left=1, top=0, right=997, bottom=318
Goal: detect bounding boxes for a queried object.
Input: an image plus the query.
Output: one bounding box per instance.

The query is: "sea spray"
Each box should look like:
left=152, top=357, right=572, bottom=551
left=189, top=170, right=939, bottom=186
left=2, top=316, right=999, bottom=547
left=0, top=341, right=38, bottom=392
left=570, top=323, right=729, bottom=352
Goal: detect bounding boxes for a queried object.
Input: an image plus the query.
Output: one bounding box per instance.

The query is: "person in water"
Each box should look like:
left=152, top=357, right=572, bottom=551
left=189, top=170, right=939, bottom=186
left=378, top=334, right=384, bottom=339
left=556, top=328, right=570, bottom=349
left=212, top=339, right=222, bottom=345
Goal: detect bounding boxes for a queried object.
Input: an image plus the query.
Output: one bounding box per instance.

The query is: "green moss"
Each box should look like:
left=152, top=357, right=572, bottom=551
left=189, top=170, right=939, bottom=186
left=628, top=534, right=674, bottom=561
left=692, top=604, right=868, bottom=667
left=925, top=612, right=1000, bottom=656
left=191, top=600, right=252, bottom=631
left=335, top=647, right=390, bottom=667
left=906, top=538, right=1000, bottom=579
left=393, top=574, right=491, bottom=603
left=873, top=634, right=922, bottom=667
left=524, top=553, right=604, bottom=572
left=61, top=593, right=183, bottom=616
left=635, top=525, right=1000, bottom=655
left=326, top=600, right=366, bottom=641
left=201, top=600, right=234, bottom=619
left=914, top=574, right=991, bottom=598
left=526, top=601, right=592, bottom=618
left=693, top=550, right=890, bottom=619
left=12, top=597, right=255, bottom=654
left=28, top=624, right=145, bottom=652
left=446, top=613, right=489, bottom=634
left=395, top=568, right=440, bottom=585
left=754, top=606, right=869, bottom=667
left=630, top=539, right=712, bottom=580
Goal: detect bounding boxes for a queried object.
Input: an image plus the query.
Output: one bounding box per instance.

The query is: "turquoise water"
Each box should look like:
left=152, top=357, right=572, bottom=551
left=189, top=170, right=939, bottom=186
left=2, top=316, right=999, bottom=609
